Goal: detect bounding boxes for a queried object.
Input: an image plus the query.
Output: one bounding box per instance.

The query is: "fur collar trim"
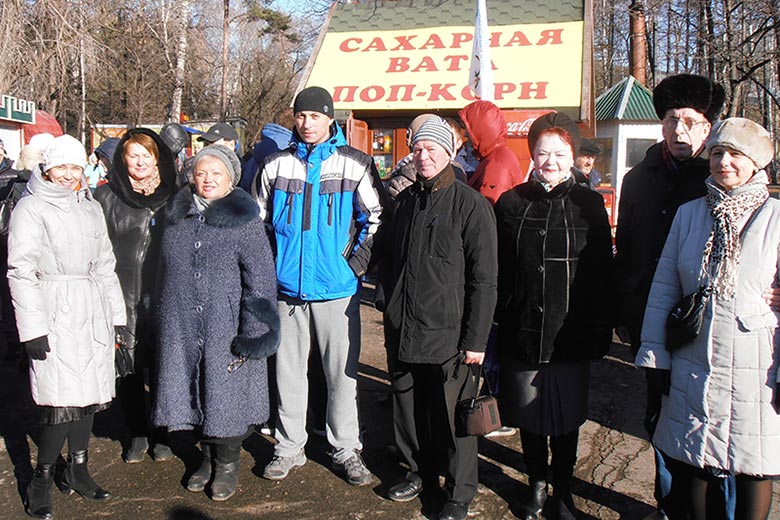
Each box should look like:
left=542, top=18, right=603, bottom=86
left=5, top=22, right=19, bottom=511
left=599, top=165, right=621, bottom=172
left=166, top=186, right=260, bottom=228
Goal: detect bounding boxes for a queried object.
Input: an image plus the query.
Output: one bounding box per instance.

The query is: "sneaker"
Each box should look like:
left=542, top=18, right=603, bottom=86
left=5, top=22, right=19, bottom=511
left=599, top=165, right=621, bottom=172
left=262, top=450, right=306, bottom=480
left=485, top=426, right=517, bottom=438
left=333, top=451, right=373, bottom=486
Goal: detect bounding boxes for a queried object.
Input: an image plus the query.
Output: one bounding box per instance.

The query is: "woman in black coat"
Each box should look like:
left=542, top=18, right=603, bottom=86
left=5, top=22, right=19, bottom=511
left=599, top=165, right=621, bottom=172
left=94, top=128, right=178, bottom=463
left=494, top=113, right=613, bottom=520
left=152, top=145, right=279, bottom=501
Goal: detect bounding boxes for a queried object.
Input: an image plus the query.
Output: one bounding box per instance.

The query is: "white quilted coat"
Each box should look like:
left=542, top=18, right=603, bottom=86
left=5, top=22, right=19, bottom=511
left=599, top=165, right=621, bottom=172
left=7, top=168, right=126, bottom=407
left=636, top=195, right=780, bottom=476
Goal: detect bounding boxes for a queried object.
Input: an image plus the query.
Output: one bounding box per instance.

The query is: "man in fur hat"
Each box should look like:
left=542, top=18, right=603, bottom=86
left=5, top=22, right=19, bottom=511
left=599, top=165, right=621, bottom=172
left=614, top=74, right=735, bottom=520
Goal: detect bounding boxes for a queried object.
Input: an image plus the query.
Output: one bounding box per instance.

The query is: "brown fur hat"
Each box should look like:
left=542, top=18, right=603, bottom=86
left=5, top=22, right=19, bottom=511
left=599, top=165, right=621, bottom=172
left=653, top=74, right=725, bottom=122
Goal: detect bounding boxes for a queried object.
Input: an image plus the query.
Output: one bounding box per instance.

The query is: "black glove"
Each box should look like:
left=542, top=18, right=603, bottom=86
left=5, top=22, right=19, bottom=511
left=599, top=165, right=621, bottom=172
left=646, top=368, right=671, bottom=397
left=775, top=383, right=780, bottom=414
left=25, top=336, right=50, bottom=361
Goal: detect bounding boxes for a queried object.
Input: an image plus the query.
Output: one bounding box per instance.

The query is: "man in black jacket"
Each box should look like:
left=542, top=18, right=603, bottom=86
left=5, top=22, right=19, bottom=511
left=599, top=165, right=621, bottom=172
left=615, top=74, right=727, bottom=520
left=381, top=117, right=497, bottom=520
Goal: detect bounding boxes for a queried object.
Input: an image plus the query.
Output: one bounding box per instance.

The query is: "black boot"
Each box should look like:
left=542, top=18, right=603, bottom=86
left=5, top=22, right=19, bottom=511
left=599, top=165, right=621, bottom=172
left=210, top=443, right=240, bottom=502
left=186, top=443, right=213, bottom=493
left=521, top=480, right=548, bottom=520
left=552, top=480, right=578, bottom=520
left=25, top=464, right=54, bottom=519
left=60, top=450, right=111, bottom=501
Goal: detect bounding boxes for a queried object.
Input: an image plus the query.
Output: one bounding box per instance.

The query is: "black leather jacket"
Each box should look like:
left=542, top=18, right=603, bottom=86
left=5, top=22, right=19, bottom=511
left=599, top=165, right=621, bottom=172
left=93, top=129, right=177, bottom=356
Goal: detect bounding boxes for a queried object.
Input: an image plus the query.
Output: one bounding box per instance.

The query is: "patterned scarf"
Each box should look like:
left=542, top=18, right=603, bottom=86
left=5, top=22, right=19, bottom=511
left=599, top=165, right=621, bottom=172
left=129, top=169, right=161, bottom=196
left=531, top=168, right=572, bottom=192
left=701, top=170, right=769, bottom=300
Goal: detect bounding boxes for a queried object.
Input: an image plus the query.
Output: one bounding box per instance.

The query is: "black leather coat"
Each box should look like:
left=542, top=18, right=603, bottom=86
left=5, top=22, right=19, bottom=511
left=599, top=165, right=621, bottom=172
left=93, top=128, right=177, bottom=356
left=494, top=175, right=613, bottom=364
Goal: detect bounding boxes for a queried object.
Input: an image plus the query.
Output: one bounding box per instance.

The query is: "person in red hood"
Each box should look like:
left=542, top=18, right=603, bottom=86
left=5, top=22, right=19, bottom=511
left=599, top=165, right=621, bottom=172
left=459, top=100, right=526, bottom=205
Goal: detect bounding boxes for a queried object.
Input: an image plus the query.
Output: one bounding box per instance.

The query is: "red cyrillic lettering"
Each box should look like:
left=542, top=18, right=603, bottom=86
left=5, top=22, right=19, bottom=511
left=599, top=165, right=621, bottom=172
left=411, top=56, right=438, bottom=73
left=503, top=31, right=532, bottom=47
left=537, top=29, right=563, bottom=45
left=429, top=84, right=457, bottom=101
left=339, top=38, right=361, bottom=52
left=333, top=86, right=358, bottom=103
left=391, top=35, right=417, bottom=51
left=451, top=32, right=473, bottom=48
left=363, top=37, right=388, bottom=52
left=420, top=34, right=445, bottom=50
left=387, top=85, right=415, bottom=102
left=495, top=83, right=516, bottom=100
left=386, top=57, right=410, bottom=73
left=518, top=82, right=548, bottom=99
left=443, top=55, right=469, bottom=71
left=360, top=86, right=386, bottom=102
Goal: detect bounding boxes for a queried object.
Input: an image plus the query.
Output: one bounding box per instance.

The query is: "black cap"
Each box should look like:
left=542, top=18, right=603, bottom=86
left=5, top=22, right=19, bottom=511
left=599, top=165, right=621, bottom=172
left=197, top=123, right=238, bottom=143
left=579, top=138, right=601, bottom=157
left=293, top=86, right=334, bottom=117
left=653, top=74, right=725, bottom=122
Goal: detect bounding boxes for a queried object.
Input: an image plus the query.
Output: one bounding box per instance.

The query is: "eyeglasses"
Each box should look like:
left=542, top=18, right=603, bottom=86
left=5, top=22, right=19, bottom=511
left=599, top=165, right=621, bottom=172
left=662, top=116, right=708, bottom=131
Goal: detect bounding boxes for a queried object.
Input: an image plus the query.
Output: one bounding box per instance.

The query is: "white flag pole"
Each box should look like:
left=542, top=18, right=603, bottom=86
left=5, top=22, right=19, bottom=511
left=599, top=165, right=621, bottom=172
left=469, top=0, right=495, bottom=101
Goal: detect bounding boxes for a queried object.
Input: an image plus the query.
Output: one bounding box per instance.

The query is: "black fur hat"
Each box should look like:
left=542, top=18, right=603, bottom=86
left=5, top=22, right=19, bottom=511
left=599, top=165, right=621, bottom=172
left=653, top=74, right=725, bottom=122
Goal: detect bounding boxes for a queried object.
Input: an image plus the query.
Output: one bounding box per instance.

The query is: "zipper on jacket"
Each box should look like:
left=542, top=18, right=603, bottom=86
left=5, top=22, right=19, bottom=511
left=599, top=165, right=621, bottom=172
left=328, top=193, right=333, bottom=226
left=286, top=192, right=293, bottom=225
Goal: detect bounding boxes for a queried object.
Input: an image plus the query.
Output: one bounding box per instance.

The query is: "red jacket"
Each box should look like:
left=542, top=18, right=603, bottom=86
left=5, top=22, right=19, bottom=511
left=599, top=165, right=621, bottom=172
left=459, top=101, right=526, bottom=206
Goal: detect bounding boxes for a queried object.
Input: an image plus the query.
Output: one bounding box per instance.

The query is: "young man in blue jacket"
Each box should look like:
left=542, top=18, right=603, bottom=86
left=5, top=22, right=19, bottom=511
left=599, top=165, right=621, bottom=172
left=254, top=86, right=383, bottom=486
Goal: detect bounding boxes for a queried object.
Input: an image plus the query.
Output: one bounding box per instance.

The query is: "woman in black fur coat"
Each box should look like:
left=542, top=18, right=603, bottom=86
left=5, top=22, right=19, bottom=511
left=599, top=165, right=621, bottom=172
left=152, top=145, right=280, bottom=501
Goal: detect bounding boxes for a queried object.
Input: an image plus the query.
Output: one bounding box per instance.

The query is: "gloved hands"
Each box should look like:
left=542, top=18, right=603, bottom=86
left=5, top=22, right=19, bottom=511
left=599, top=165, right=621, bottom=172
left=646, top=367, right=671, bottom=397
left=25, top=336, right=50, bottom=361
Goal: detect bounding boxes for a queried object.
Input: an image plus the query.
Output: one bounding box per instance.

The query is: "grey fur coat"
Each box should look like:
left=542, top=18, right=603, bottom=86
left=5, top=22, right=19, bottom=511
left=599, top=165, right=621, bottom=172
left=152, top=186, right=279, bottom=438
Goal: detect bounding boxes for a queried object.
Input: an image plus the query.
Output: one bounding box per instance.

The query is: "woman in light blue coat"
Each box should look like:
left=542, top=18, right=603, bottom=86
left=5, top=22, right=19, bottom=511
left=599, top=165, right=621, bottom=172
left=636, top=118, right=779, bottom=519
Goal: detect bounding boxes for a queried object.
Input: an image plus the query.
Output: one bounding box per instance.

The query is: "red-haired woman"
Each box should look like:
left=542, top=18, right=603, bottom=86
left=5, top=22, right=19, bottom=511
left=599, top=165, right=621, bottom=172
left=493, top=113, right=613, bottom=520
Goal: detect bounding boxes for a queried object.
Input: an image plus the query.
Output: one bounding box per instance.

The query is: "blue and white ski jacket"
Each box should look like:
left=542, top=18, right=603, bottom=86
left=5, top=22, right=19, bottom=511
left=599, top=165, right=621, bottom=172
left=255, top=124, right=383, bottom=301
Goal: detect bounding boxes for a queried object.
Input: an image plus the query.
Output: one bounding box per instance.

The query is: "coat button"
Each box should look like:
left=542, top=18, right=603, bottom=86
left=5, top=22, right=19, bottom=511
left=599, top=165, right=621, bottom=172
left=198, top=215, right=205, bottom=223
left=61, top=305, right=71, bottom=313
left=538, top=229, right=546, bottom=236
left=536, top=265, right=545, bottom=273
left=195, top=241, right=201, bottom=249
left=196, top=305, right=203, bottom=313
left=661, top=209, right=667, bottom=215
left=535, top=305, right=544, bottom=313
left=197, top=338, right=204, bottom=346
left=194, top=272, right=201, bottom=279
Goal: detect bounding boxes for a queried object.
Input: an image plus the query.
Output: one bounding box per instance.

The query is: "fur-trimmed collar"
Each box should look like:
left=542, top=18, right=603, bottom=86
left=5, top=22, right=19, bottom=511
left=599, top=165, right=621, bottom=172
left=165, top=186, right=260, bottom=228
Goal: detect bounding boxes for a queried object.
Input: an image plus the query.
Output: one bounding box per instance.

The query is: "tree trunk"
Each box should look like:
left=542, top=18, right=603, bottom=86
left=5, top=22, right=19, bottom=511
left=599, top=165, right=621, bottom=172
left=220, top=0, right=230, bottom=121
left=169, top=0, right=190, bottom=123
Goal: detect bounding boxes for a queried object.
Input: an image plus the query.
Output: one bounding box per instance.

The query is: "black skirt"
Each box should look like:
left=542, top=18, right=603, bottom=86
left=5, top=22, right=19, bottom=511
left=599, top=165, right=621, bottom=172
left=498, top=358, right=589, bottom=437
left=39, top=402, right=111, bottom=425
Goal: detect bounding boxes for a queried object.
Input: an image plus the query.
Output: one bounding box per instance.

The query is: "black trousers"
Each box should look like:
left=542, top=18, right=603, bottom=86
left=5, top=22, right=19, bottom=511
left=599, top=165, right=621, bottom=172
left=392, top=353, right=479, bottom=504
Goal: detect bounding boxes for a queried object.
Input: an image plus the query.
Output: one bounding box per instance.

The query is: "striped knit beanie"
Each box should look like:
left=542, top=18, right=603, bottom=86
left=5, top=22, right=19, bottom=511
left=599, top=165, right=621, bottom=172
left=412, top=116, right=455, bottom=157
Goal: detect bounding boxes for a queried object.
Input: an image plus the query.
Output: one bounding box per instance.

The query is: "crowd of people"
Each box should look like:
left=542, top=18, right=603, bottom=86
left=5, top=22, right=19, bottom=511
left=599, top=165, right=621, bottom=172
left=1, top=74, right=778, bottom=520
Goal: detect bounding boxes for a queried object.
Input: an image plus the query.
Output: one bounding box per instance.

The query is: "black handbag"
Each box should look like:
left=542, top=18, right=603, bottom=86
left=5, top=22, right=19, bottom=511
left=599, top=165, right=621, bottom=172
left=665, top=284, right=712, bottom=351
left=455, top=365, right=502, bottom=437
left=114, top=329, right=135, bottom=378
left=0, top=185, right=17, bottom=236
left=664, top=203, right=764, bottom=351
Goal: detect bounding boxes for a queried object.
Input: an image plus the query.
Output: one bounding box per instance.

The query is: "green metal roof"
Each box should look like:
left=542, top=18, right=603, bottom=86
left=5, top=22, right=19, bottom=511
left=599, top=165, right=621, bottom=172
left=327, top=0, right=583, bottom=32
left=595, top=76, right=658, bottom=121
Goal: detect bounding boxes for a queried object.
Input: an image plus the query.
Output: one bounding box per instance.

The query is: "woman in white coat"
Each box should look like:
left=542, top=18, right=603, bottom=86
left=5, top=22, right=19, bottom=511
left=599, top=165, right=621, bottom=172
left=636, top=118, right=779, bottom=520
left=7, top=135, right=126, bottom=519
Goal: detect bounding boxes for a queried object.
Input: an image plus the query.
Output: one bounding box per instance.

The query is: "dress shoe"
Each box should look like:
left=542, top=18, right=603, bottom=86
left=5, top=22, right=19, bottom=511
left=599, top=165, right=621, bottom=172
left=521, top=480, right=548, bottom=520
left=186, top=444, right=212, bottom=493
left=439, top=500, right=469, bottom=520
left=152, top=443, right=173, bottom=462
left=210, top=443, right=240, bottom=501
left=387, top=477, right=423, bottom=502
left=123, top=437, right=148, bottom=463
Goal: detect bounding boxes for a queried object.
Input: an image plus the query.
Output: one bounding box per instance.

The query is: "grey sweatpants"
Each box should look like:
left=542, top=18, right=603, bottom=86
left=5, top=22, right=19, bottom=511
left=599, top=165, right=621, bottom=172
left=273, top=295, right=362, bottom=463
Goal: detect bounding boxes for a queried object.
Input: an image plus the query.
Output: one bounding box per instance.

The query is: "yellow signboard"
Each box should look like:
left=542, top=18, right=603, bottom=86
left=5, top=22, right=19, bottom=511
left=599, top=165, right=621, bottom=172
left=307, top=21, right=584, bottom=110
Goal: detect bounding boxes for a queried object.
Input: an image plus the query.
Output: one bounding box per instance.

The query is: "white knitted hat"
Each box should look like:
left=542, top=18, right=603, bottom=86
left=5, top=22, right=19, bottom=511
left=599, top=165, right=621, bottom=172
left=706, top=117, right=774, bottom=169
left=43, top=135, right=87, bottom=171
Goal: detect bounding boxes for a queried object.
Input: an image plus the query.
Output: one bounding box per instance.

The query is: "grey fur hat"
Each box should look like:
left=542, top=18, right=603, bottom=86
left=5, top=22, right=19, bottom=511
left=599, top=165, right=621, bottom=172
left=706, top=117, right=774, bottom=169
left=194, top=144, right=242, bottom=185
